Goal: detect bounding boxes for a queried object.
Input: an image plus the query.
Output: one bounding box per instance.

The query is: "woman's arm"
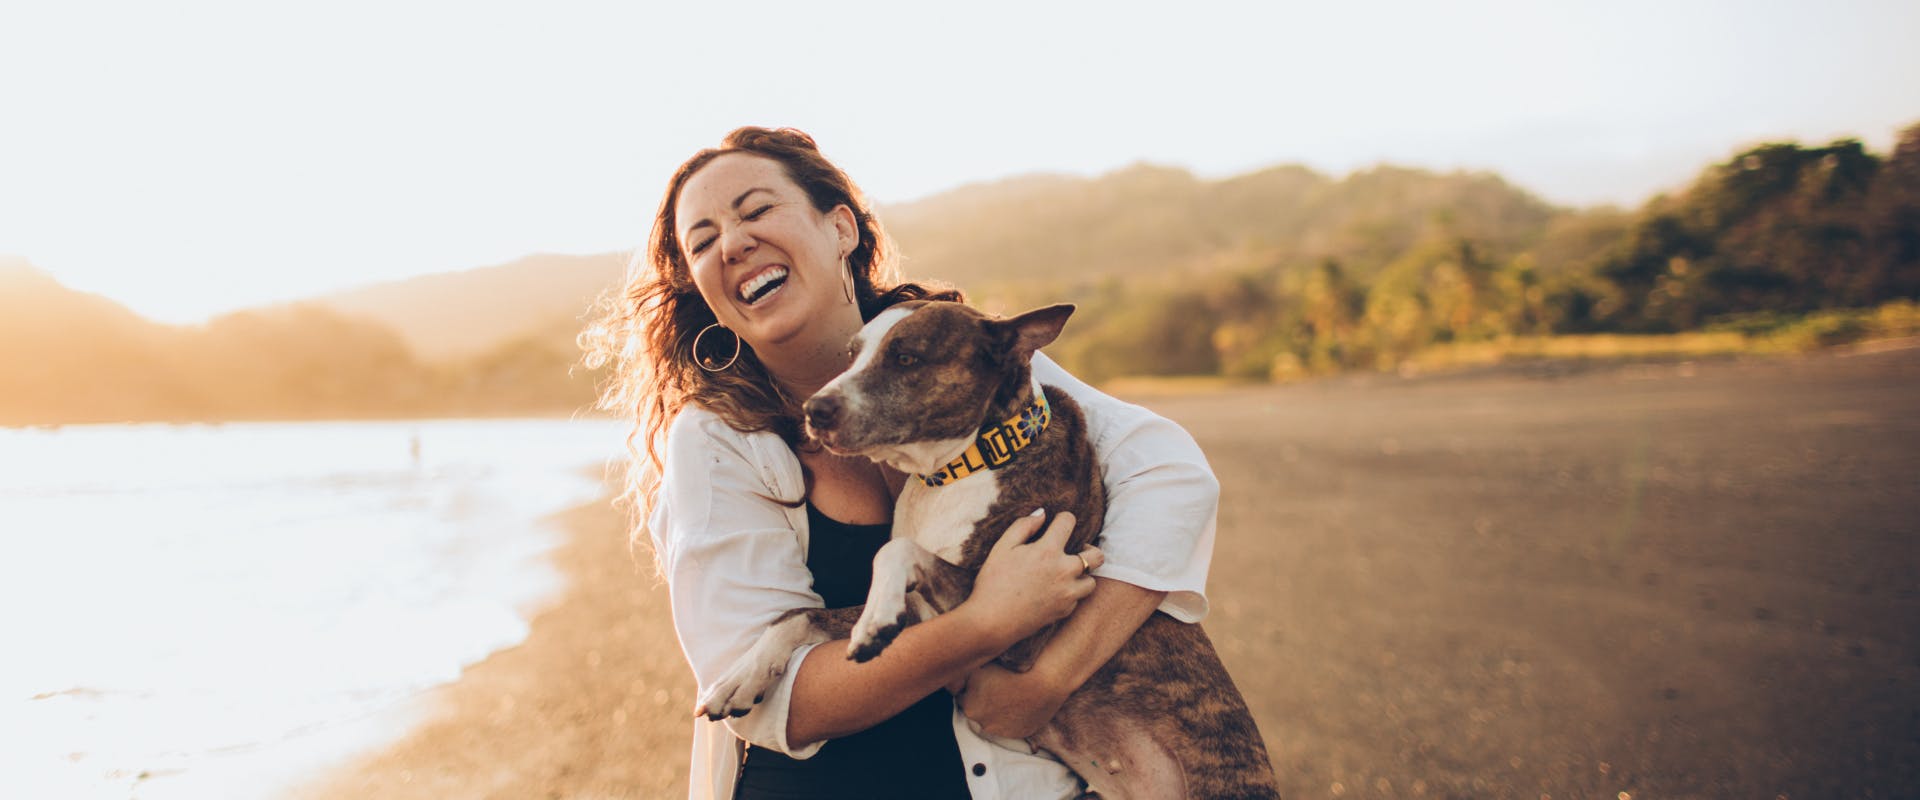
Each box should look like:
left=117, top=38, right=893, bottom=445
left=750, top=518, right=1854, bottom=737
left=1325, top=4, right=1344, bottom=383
left=1035, top=352, right=1220, bottom=622
left=785, top=512, right=1101, bottom=745
left=955, top=576, right=1167, bottom=738
left=655, top=413, right=835, bottom=756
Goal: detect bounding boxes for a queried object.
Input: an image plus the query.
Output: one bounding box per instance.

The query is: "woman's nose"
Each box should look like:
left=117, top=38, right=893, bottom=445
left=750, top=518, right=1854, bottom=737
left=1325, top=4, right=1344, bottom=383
left=721, top=226, right=756, bottom=263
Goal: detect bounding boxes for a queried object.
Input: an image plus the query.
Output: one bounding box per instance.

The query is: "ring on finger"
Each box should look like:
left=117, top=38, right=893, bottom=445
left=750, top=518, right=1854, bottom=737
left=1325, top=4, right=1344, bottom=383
left=1076, top=552, right=1092, bottom=577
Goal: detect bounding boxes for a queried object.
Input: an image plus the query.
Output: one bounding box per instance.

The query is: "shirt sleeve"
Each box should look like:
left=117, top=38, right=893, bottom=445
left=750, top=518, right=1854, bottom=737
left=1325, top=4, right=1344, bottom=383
left=651, top=409, right=828, bottom=758
left=1032, top=352, right=1219, bottom=622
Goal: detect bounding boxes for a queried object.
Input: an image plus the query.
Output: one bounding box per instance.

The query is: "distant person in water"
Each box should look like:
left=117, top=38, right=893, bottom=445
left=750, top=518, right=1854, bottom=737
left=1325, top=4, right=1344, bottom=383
left=586, top=127, right=1220, bottom=800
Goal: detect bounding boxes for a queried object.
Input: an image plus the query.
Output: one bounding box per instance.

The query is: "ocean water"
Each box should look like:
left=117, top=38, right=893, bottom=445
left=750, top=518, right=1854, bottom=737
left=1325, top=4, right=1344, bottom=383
left=0, top=418, right=628, bottom=799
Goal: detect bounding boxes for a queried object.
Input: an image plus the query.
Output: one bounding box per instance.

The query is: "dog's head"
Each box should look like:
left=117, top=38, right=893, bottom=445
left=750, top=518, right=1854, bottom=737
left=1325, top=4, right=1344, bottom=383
left=805, top=300, right=1073, bottom=472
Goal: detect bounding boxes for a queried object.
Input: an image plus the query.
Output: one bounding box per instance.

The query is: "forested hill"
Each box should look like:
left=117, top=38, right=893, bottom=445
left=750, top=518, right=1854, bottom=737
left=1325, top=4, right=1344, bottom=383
left=1006, top=126, right=1920, bottom=381
left=883, top=162, right=1562, bottom=291
left=1037, top=127, right=1920, bottom=381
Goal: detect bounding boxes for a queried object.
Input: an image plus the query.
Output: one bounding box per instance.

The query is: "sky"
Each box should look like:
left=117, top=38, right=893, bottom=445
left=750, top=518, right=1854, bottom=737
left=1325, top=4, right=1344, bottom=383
left=2, top=0, right=1916, bottom=325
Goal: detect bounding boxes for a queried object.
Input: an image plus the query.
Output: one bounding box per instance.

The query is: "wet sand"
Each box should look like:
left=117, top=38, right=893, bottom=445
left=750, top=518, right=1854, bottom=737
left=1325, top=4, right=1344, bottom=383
left=306, top=346, right=1920, bottom=799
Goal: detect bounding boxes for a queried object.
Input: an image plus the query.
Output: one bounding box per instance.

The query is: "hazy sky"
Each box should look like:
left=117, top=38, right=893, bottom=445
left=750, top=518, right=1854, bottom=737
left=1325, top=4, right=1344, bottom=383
left=3, top=0, right=1916, bottom=324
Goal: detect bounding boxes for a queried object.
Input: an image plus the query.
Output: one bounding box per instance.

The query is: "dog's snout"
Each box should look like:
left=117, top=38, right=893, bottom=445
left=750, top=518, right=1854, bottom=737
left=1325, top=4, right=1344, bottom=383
left=805, top=394, right=843, bottom=432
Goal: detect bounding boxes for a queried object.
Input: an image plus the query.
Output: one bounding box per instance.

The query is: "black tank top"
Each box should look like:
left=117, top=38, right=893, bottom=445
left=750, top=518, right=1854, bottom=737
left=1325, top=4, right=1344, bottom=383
left=733, top=503, right=972, bottom=800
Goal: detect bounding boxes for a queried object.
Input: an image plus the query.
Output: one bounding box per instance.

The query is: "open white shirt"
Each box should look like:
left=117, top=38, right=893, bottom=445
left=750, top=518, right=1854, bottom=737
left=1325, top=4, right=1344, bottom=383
left=651, top=354, right=1219, bottom=800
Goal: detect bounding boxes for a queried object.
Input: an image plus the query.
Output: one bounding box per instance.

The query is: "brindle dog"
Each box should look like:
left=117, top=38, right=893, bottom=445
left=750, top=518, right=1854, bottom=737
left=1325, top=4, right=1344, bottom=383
left=694, top=301, right=1279, bottom=799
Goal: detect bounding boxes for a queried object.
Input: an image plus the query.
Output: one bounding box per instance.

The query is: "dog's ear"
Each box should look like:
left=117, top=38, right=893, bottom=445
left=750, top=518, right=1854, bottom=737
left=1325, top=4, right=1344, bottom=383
left=992, top=303, right=1075, bottom=360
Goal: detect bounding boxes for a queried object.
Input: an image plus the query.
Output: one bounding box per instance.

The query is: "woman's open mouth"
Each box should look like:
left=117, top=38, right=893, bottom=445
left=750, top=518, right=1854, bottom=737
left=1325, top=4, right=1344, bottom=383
left=737, top=266, right=789, bottom=306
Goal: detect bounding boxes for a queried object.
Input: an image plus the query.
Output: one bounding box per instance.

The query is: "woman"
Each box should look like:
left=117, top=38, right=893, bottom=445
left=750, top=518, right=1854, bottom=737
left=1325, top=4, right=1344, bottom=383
left=589, top=127, right=1219, bottom=799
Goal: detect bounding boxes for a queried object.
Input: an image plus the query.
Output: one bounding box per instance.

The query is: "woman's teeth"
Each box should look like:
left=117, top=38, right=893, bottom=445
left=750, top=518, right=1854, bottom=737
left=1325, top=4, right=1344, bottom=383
left=738, top=266, right=789, bottom=304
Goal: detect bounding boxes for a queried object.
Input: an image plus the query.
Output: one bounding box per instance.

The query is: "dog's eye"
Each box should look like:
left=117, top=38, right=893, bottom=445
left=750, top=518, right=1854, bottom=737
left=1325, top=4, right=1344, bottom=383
left=896, top=353, right=918, bottom=367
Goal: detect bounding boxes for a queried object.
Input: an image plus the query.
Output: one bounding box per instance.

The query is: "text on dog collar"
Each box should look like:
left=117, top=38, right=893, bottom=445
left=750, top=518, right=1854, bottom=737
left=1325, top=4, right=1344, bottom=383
left=916, top=392, right=1052, bottom=487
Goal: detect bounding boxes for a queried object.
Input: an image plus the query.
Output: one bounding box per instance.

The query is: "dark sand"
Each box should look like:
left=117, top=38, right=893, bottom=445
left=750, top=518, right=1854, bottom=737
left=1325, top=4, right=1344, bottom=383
left=305, top=346, right=1920, bottom=799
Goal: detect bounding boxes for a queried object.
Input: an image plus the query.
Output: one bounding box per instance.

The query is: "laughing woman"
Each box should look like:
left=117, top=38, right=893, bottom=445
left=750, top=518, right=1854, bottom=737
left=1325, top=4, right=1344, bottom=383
left=588, top=127, right=1218, bottom=800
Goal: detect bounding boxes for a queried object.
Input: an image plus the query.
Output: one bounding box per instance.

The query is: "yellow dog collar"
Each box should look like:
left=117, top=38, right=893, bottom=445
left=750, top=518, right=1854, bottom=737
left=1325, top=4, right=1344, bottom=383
left=916, top=392, right=1052, bottom=487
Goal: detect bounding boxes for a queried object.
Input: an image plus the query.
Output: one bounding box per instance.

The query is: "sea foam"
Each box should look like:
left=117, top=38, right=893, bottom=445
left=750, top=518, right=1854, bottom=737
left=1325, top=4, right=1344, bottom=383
left=0, top=418, right=625, bottom=799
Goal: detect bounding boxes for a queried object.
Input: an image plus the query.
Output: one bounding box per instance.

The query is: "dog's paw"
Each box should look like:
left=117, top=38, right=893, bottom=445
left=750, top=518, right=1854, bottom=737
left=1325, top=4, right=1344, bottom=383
left=693, top=653, right=785, bottom=721
left=848, top=597, right=914, bottom=663
left=848, top=621, right=905, bottom=663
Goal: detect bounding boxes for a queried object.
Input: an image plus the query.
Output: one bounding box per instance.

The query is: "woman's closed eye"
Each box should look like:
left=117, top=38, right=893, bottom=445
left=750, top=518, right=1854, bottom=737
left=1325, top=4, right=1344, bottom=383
left=686, top=205, right=775, bottom=256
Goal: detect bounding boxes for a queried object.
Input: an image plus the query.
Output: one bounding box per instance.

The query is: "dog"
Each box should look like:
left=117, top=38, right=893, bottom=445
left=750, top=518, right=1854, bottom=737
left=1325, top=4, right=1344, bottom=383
left=694, top=300, right=1279, bottom=799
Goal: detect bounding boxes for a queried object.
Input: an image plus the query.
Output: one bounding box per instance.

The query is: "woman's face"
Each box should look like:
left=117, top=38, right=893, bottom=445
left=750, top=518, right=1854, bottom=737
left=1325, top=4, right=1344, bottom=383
left=675, top=153, right=857, bottom=351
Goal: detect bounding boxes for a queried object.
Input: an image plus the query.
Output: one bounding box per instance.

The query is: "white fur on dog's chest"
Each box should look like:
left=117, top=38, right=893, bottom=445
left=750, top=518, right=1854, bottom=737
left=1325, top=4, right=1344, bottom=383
left=894, top=471, right=1002, bottom=564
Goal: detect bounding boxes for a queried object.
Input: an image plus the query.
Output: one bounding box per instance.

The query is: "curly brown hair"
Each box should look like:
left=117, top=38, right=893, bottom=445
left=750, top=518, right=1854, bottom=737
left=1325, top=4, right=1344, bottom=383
left=582, top=127, right=960, bottom=521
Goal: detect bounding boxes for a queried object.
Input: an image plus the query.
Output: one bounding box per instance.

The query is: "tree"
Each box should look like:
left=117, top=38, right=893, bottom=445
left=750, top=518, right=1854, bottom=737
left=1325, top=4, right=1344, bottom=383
left=1863, top=123, right=1920, bottom=301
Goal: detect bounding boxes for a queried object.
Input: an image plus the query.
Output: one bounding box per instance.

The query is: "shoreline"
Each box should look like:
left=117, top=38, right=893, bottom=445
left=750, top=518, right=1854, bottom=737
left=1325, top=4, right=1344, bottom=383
left=293, top=495, right=694, bottom=799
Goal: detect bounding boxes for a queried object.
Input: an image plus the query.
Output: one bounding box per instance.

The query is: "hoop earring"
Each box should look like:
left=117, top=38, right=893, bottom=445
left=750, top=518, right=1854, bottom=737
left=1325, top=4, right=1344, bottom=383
left=692, top=323, right=741, bottom=372
left=842, top=258, right=856, bottom=304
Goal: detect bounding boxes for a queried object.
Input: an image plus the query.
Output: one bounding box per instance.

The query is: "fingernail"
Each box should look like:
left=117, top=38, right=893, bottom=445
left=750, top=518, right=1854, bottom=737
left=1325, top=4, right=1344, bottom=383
left=1028, top=508, right=1046, bottom=517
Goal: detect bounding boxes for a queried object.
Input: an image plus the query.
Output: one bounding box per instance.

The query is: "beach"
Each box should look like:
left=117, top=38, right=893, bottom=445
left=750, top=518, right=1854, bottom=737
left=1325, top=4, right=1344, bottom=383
left=303, top=345, right=1920, bottom=799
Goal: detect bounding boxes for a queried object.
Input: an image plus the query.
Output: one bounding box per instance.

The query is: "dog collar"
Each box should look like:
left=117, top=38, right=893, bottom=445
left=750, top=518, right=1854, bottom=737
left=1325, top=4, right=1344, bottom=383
left=916, top=392, right=1052, bottom=487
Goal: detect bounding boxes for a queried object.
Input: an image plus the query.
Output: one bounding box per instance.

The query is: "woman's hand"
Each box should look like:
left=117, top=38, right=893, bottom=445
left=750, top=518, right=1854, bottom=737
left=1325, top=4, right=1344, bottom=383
left=954, top=576, right=1169, bottom=739
left=954, top=662, right=1070, bottom=739
left=953, top=510, right=1103, bottom=653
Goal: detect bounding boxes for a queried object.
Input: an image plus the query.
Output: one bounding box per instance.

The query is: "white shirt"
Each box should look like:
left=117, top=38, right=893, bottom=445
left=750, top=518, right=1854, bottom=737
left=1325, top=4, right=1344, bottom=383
left=651, top=354, right=1219, bottom=800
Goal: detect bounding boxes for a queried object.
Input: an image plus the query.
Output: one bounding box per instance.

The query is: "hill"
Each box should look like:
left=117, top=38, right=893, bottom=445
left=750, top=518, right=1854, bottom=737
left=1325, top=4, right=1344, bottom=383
left=0, top=260, right=490, bottom=424
left=286, top=161, right=1564, bottom=363
left=313, top=252, right=628, bottom=362
left=0, top=259, right=192, bottom=422
left=1047, top=126, right=1920, bottom=381
left=881, top=162, right=1562, bottom=291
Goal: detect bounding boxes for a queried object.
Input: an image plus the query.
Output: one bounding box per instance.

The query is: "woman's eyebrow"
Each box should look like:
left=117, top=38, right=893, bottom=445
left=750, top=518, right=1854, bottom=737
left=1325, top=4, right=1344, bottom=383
left=731, top=187, right=773, bottom=209
left=684, top=187, right=776, bottom=237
